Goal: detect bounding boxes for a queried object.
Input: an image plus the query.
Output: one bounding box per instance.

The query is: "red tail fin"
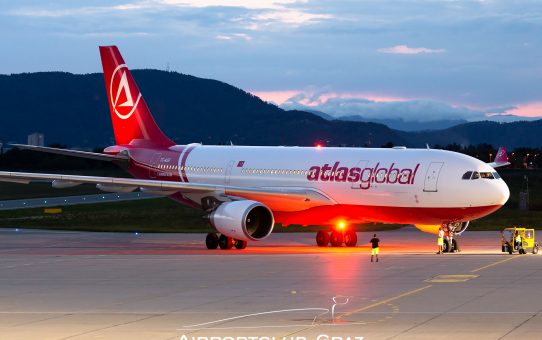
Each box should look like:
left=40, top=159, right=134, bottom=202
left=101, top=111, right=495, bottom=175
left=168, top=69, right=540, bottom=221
left=99, top=46, right=174, bottom=147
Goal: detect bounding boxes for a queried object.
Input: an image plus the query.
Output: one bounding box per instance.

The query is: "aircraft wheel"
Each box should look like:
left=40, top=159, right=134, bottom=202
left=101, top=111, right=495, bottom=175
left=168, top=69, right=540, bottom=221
left=533, top=245, right=539, bottom=255
left=452, top=239, right=459, bottom=252
left=205, top=233, right=219, bottom=249
left=235, top=240, right=248, bottom=250
left=316, top=230, right=330, bottom=247
left=218, top=234, right=234, bottom=250
left=443, top=239, right=450, bottom=253
left=329, top=230, right=343, bottom=247
left=344, top=230, right=357, bottom=247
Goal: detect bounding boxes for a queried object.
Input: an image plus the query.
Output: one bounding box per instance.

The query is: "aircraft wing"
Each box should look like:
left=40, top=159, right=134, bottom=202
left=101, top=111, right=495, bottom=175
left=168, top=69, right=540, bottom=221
left=10, top=144, right=129, bottom=162
left=487, top=146, right=511, bottom=168
left=0, top=171, right=334, bottom=208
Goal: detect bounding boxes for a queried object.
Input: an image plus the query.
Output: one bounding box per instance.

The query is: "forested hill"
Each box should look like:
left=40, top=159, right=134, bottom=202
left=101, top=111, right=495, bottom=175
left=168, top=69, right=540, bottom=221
left=0, top=71, right=539, bottom=149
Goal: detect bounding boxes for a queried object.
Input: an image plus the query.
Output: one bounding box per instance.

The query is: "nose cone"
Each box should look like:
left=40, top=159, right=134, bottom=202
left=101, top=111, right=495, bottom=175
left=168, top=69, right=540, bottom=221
left=493, top=179, right=510, bottom=206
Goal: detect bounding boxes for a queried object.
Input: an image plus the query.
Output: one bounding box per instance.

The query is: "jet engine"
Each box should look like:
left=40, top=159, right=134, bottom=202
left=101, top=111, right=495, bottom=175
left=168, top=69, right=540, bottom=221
left=210, top=200, right=274, bottom=241
left=414, top=221, right=470, bottom=235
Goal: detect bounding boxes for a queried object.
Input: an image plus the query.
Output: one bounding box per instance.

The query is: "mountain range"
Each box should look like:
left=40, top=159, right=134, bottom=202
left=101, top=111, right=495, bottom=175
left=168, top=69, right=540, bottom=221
left=0, top=70, right=540, bottom=149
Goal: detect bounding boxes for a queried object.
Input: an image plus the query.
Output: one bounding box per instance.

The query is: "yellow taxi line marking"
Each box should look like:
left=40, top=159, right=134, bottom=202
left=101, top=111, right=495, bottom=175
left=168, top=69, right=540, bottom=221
left=470, top=256, right=519, bottom=273
left=336, top=285, right=433, bottom=320
left=425, top=274, right=478, bottom=283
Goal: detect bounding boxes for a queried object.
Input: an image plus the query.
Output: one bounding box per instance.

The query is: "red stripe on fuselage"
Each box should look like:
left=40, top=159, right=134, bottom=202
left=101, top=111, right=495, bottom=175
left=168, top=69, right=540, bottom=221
left=180, top=145, right=196, bottom=182
left=127, top=147, right=183, bottom=181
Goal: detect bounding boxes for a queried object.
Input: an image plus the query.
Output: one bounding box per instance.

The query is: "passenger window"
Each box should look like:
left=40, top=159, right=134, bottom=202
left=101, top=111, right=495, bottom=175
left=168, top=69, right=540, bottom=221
left=462, top=171, right=473, bottom=180
left=471, top=171, right=480, bottom=180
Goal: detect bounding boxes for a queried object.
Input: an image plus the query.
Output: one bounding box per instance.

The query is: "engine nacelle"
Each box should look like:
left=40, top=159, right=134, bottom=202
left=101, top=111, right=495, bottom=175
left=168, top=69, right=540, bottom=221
left=210, top=201, right=274, bottom=241
left=415, top=221, right=470, bottom=235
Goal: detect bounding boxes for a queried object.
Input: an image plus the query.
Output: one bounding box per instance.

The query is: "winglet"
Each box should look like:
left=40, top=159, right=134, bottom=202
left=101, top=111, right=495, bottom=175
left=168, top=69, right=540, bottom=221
left=488, top=146, right=510, bottom=168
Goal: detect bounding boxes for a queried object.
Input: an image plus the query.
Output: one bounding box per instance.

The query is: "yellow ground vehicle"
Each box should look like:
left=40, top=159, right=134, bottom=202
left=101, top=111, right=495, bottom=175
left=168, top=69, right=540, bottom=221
left=501, top=228, right=539, bottom=254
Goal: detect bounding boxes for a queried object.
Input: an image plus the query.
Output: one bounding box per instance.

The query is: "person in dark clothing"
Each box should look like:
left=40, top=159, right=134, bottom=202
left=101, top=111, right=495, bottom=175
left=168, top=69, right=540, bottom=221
left=370, top=234, right=380, bottom=262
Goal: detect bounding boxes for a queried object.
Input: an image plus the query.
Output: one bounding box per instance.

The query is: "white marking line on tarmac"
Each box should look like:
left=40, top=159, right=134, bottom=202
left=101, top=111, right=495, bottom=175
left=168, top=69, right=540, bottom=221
left=181, top=308, right=329, bottom=329
left=0, top=311, right=538, bottom=315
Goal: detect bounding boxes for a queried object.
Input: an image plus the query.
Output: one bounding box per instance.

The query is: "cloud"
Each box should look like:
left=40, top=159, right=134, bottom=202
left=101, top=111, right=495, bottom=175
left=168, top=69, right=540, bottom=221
left=503, top=101, right=542, bottom=117
left=215, top=33, right=251, bottom=41
left=377, top=45, right=446, bottom=55
left=275, top=90, right=500, bottom=122
left=7, top=0, right=332, bottom=27
left=250, top=10, right=333, bottom=26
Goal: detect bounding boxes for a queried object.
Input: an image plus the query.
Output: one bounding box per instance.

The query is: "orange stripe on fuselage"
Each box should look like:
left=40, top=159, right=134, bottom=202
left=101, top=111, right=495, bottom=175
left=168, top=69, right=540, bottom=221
left=274, top=204, right=502, bottom=226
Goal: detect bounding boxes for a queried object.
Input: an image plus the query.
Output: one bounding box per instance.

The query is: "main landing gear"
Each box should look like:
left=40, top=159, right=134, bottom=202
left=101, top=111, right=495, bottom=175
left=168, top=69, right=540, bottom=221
left=316, top=230, right=358, bottom=247
left=205, top=232, right=247, bottom=250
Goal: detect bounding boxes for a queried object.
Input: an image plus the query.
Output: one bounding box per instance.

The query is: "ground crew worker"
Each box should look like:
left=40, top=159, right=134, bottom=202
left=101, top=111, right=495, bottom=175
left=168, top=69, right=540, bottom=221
left=437, top=227, right=444, bottom=254
left=515, top=232, right=522, bottom=251
left=370, top=234, right=380, bottom=262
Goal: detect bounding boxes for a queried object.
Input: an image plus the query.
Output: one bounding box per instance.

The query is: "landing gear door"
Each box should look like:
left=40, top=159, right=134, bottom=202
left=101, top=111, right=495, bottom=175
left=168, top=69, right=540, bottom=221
left=423, top=162, right=444, bottom=192
left=351, top=160, right=368, bottom=189
left=149, top=153, right=162, bottom=179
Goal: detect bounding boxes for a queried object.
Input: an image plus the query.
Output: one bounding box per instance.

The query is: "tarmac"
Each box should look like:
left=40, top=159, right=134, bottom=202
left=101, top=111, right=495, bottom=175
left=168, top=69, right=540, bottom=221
left=0, top=227, right=541, bottom=340
left=0, top=192, right=156, bottom=210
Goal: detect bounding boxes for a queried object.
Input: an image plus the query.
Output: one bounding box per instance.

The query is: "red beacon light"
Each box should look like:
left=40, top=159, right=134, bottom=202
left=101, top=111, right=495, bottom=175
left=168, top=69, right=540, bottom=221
left=315, top=143, right=323, bottom=149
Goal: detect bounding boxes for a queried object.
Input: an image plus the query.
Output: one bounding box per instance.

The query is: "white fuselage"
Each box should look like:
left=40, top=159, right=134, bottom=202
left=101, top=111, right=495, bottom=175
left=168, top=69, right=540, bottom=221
left=145, top=145, right=510, bottom=226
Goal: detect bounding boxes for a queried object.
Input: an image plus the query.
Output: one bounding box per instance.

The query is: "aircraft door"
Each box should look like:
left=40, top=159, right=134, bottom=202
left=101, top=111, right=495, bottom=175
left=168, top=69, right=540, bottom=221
left=149, top=153, right=162, bottom=179
left=351, top=160, right=369, bottom=189
left=225, top=160, right=234, bottom=185
left=423, top=162, right=444, bottom=192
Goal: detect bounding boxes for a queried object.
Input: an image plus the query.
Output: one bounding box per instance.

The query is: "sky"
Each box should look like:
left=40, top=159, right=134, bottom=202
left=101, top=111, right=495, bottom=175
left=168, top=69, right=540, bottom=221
left=1, top=0, right=541, bottom=122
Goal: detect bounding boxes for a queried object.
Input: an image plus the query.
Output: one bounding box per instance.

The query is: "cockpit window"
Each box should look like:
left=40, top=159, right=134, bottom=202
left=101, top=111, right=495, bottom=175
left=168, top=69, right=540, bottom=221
left=462, top=171, right=473, bottom=180
left=471, top=171, right=480, bottom=180
left=493, top=172, right=501, bottom=179
left=480, top=172, right=494, bottom=179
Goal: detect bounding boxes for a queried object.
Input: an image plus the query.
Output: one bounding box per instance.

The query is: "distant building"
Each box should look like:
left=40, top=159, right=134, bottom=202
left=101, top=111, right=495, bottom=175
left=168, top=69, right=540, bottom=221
left=28, top=133, right=44, bottom=146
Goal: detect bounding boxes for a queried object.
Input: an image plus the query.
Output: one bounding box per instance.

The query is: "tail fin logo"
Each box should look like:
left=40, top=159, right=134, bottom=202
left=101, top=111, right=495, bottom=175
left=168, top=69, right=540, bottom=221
left=110, top=64, right=142, bottom=120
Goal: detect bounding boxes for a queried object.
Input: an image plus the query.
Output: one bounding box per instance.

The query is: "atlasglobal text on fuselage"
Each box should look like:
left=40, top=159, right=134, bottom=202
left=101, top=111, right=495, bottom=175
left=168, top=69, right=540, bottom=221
left=0, top=46, right=511, bottom=251
left=307, top=162, right=419, bottom=189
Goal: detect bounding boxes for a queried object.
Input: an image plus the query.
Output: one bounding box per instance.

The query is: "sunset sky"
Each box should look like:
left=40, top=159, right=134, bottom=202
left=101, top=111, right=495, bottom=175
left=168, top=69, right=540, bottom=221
left=1, top=0, right=541, bottom=121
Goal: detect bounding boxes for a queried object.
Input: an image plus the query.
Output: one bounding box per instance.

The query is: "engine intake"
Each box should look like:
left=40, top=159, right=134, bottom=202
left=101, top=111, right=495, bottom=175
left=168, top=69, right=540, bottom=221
left=210, top=201, right=274, bottom=241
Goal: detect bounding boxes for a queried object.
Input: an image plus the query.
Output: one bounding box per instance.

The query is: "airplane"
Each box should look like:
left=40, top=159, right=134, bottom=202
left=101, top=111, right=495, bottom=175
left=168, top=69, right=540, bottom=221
left=0, top=46, right=511, bottom=250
